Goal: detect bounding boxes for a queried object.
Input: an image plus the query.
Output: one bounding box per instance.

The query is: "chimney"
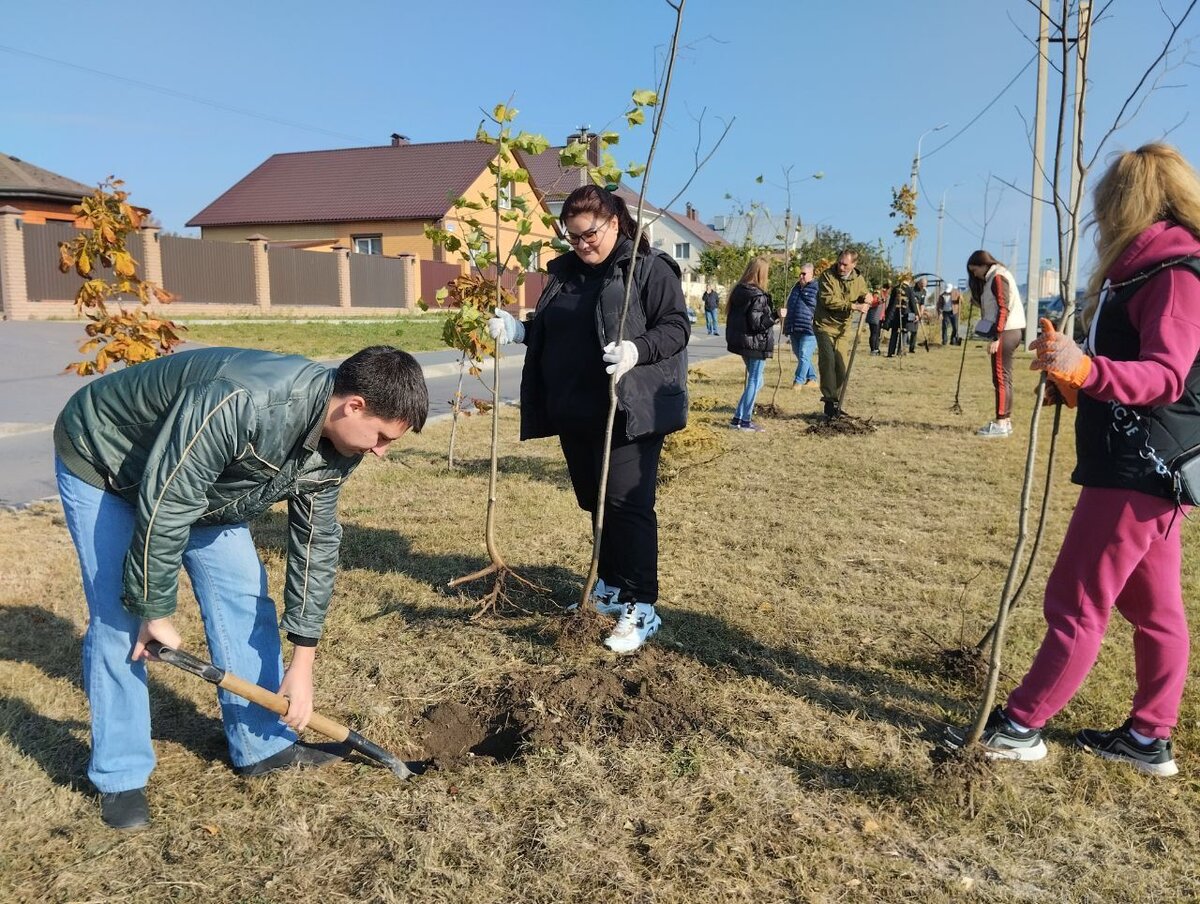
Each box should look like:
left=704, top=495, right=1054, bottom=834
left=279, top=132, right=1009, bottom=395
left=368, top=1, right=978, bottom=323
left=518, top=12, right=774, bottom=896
left=686, top=203, right=699, bottom=222
left=566, top=126, right=601, bottom=167
left=390, top=133, right=410, bottom=147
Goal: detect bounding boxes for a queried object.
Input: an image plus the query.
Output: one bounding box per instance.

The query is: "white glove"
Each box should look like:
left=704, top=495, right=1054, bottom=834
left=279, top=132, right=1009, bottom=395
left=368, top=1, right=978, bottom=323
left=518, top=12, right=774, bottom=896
left=487, top=309, right=525, bottom=345
left=602, top=340, right=639, bottom=381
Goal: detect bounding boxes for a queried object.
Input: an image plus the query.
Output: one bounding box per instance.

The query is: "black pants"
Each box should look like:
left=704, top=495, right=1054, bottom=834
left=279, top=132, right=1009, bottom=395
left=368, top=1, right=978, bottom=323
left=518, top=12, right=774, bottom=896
left=559, top=432, right=664, bottom=603
left=908, top=328, right=918, bottom=353
left=867, top=321, right=882, bottom=352
left=887, top=326, right=905, bottom=357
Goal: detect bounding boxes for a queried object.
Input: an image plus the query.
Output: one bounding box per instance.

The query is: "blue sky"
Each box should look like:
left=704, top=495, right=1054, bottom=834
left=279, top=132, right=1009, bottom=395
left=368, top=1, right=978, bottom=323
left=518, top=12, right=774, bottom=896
left=4, top=0, right=1197, bottom=288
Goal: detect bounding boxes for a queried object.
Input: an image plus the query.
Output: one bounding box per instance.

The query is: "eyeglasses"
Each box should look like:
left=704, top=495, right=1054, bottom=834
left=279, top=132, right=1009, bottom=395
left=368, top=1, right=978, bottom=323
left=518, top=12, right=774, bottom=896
left=563, top=218, right=612, bottom=246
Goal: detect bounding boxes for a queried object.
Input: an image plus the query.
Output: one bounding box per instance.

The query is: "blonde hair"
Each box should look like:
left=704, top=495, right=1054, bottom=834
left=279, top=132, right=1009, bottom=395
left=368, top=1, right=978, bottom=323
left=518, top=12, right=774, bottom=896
left=739, top=256, right=770, bottom=290
left=1086, top=143, right=1200, bottom=319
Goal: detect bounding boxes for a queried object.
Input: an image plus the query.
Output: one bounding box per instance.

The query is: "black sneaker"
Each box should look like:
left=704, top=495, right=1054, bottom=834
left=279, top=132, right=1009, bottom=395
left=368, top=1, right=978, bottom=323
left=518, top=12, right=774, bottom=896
left=944, top=706, right=1047, bottom=761
left=99, top=788, right=150, bottom=831
left=235, top=741, right=346, bottom=777
left=1075, top=721, right=1178, bottom=777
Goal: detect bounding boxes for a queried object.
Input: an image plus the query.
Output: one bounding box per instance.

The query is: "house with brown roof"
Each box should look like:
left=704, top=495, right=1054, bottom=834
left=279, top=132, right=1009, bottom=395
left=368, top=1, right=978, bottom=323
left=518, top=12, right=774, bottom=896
left=188, top=135, right=558, bottom=266
left=0, top=153, right=94, bottom=225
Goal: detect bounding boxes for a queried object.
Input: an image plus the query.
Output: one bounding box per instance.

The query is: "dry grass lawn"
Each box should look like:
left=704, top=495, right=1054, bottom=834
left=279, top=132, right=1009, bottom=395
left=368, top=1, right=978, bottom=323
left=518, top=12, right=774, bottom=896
left=2, top=337, right=1199, bottom=902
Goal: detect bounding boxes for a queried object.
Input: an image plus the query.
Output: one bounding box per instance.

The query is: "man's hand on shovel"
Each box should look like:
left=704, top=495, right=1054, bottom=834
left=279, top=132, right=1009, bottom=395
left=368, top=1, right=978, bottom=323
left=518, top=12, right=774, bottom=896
left=132, top=617, right=181, bottom=662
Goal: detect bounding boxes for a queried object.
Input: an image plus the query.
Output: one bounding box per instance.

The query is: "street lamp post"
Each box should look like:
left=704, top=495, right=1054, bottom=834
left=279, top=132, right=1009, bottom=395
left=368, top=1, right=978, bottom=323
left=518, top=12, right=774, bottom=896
left=902, top=122, right=948, bottom=275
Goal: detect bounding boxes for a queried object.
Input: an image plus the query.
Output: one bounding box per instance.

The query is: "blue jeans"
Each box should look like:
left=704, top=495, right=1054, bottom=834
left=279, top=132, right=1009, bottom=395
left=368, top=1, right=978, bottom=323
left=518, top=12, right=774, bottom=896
left=790, top=333, right=817, bottom=384
left=705, top=309, right=719, bottom=334
left=55, top=458, right=295, bottom=792
left=735, top=356, right=766, bottom=422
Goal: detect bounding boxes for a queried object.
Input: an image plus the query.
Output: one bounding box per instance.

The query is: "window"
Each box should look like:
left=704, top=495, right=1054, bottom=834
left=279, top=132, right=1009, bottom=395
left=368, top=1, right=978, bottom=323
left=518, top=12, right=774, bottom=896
left=674, top=242, right=691, bottom=260
left=526, top=247, right=540, bottom=272
left=498, top=183, right=512, bottom=210
left=353, top=235, right=382, bottom=255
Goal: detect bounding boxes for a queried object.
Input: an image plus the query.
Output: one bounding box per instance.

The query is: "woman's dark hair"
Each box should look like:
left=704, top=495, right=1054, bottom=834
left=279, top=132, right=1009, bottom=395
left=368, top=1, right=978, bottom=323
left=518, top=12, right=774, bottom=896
left=966, top=249, right=1001, bottom=303
left=560, top=184, right=651, bottom=253
left=334, top=345, right=429, bottom=432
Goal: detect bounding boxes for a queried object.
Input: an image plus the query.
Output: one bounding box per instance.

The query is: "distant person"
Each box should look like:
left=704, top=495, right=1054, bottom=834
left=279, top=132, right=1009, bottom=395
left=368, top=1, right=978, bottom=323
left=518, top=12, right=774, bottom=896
left=814, top=249, right=871, bottom=418
left=54, top=345, right=428, bottom=830
left=702, top=283, right=721, bottom=336
left=907, top=276, right=928, bottom=352
left=783, top=262, right=819, bottom=387
left=725, top=256, right=776, bottom=432
left=885, top=279, right=918, bottom=357
left=949, top=142, right=1200, bottom=777
left=867, top=280, right=889, bottom=355
left=489, top=184, right=689, bottom=655
left=968, top=249, right=1026, bottom=437
left=939, top=282, right=961, bottom=345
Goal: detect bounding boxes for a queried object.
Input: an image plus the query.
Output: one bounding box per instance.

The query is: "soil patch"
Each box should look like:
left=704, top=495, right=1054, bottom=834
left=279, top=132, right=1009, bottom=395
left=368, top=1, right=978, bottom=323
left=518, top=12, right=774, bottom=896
left=410, top=649, right=705, bottom=769
left=805, top=415, right=877, bottom=436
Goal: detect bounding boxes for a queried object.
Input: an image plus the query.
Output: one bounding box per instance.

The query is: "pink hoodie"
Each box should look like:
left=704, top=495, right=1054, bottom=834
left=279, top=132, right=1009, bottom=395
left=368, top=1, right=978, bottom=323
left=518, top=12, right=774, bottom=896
left=1082, top=221, right=1200, bottom=407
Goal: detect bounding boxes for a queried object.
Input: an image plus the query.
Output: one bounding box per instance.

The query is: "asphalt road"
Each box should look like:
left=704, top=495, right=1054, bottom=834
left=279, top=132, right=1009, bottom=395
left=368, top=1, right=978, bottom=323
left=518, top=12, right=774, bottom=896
left=0, top=321, right=734, bottom=508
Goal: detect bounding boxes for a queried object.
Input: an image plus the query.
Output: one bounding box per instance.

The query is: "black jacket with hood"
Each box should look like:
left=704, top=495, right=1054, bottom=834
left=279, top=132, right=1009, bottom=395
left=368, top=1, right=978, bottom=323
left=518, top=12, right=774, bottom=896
left=725, top=282, right=776, bottom=359
left=519, top=238, right=690, bottom=441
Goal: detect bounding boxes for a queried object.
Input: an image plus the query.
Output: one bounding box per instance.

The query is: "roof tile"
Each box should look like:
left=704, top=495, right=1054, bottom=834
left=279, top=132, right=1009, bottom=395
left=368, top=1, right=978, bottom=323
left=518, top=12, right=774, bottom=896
left=187, top=140, right=499, bottom=227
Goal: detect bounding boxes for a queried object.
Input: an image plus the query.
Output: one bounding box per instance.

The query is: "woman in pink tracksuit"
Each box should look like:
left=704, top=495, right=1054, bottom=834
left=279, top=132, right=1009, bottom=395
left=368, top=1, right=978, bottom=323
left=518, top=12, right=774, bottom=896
left=963, top=143, right=1200, bottom=776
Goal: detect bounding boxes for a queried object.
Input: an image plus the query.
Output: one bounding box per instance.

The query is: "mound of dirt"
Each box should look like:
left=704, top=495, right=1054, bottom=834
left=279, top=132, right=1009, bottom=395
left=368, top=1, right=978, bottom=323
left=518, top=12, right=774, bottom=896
left=805, top=415, right=876, bottom=436
left=411, top=650, right=704, bottom=769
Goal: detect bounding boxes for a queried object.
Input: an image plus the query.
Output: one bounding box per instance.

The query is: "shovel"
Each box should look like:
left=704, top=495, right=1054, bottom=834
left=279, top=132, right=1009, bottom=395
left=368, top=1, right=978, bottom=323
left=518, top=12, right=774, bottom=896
left=146, top=641, right=413, bottom=780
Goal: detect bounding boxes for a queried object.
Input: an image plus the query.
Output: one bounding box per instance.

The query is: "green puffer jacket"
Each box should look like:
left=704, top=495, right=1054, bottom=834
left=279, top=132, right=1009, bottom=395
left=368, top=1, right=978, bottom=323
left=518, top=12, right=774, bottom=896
left=53, top=347, right=362, bottom=642
left=814, top=265, right=870, bottom=329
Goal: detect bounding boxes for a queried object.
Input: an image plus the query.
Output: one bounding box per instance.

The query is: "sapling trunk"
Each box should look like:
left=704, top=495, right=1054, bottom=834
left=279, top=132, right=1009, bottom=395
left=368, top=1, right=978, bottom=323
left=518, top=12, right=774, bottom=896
left=965, top=376, right=1048, bottom=744
left=579, top=0, right=685, bottom=610
left=949, top=303, right=976, bottom=414
left=447, top=352, right=467, bottom=469
left=975, top=401, right=1063, bottom=651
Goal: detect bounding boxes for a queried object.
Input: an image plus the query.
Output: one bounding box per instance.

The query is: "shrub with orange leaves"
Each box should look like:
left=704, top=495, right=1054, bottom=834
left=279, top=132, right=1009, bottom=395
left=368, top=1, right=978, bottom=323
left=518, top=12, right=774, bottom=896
left=58, top=178, right=183, bottom=375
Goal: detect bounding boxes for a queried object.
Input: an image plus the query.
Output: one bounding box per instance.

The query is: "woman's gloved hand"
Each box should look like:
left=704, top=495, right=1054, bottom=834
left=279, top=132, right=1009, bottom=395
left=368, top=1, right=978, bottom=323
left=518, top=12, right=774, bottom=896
left=1031, top=317, right=1091, bottom=389
left=487, top=309, right=525, bottom=345
left=602, top=340, right=639, bottom=382
left=1032, top=314, right=1089, bottom=403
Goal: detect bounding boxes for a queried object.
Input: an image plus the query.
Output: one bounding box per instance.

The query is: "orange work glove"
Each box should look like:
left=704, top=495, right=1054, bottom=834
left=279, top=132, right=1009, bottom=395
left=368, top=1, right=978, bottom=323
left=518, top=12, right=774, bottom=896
left=1030, top=318, right=1091, bottom=402
left=1041, top=376, right=1076, bottom=408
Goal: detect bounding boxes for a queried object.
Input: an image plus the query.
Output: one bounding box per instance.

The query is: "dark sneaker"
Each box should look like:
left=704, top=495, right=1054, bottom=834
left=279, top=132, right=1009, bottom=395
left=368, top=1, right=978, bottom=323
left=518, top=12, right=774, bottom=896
left=236, top=741, right=346, bottom=777
left=944, top=707, right=1047, bottom=761
left=729, top=417, right=742, bottom=429
left=1075, top=721, right=1178, bottom=777
left=738, top=420, right=766, bottom=432
left=100, top=788, right=150, bottom=831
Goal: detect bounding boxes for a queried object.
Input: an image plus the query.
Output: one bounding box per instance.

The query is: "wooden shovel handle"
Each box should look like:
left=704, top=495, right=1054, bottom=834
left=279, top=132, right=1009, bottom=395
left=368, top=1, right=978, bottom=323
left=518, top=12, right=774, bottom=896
left=218, top=672, right=350, bottom=744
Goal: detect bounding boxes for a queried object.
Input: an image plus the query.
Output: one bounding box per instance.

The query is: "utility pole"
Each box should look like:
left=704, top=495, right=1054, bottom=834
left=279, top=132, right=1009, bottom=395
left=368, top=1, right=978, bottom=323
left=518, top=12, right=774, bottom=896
left=903, top=123, right=948, bottom=275
left=1064, top=0, right=1092, bottom=337
left=1023, top=0, right=1050, bottom=348
left=935, top=192, right=946, bottom=287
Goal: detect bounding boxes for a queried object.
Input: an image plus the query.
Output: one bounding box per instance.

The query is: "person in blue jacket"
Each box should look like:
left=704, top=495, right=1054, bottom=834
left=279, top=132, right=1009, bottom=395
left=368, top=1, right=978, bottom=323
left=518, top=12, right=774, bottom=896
left=783, top=262, right=819, bottom=387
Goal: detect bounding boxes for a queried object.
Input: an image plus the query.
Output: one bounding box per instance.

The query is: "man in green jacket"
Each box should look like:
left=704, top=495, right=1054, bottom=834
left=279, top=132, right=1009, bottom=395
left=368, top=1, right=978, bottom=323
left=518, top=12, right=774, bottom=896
left=53, top=345, right=428, bottom=830
left=813, top=248, right=871, bottom=418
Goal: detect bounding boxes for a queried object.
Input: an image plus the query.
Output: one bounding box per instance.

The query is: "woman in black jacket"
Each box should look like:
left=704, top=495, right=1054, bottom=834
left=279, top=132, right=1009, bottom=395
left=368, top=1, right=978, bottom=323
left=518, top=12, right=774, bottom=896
left=488, top=185, right=689, bottom=654
left=725, top=257, right=776, bottom=432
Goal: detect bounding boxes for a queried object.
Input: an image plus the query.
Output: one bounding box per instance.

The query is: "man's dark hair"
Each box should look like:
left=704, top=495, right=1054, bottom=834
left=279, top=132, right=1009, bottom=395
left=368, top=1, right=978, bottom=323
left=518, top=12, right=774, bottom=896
left=334, top=346, right=429, bottom=433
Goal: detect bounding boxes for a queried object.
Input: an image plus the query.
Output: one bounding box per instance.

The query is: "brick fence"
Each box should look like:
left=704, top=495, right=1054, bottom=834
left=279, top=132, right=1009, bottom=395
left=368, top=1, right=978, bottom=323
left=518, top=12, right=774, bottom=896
left=0, top=210, right=531, bottom=320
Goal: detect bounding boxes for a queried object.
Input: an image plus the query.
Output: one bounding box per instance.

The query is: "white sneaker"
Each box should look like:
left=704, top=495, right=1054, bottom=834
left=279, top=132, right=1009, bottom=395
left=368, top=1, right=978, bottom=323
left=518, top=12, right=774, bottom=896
left=603, top=602, right=661, bottom=654
left=976, top=420, right=1012, bottom=437
left=567, top=578, right=625, bottom=616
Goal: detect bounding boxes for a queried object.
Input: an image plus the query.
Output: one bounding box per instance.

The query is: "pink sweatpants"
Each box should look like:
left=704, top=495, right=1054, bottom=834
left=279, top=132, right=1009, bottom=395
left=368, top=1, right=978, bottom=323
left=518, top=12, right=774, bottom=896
left=1004, top=486, right=1191, bottom=739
